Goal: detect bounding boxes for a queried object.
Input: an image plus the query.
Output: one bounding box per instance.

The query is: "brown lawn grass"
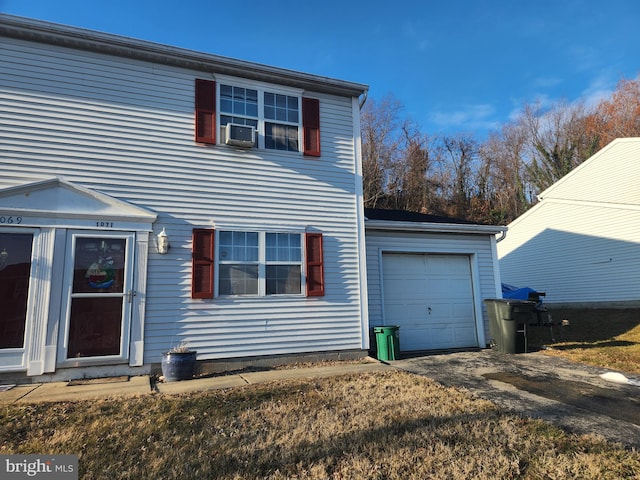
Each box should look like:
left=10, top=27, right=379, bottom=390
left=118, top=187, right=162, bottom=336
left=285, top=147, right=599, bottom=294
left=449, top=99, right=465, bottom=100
left=528, top=308, right=640, bottom=375
left=2, top=370, right=639, bottom=479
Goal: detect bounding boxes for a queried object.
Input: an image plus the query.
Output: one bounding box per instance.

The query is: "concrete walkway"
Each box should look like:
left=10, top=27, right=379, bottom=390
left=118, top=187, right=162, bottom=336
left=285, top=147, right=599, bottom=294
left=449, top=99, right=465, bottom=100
left=0, top=360, right=392, bottom=404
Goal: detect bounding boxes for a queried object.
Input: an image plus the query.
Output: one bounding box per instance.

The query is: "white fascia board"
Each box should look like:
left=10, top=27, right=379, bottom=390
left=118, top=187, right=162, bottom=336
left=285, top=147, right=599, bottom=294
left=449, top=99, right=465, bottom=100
left=365, top=220, right=506, bottom=235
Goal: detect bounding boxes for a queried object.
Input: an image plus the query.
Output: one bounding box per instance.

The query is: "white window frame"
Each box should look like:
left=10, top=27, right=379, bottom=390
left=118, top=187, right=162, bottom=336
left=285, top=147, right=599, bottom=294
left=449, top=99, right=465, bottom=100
left=215, top=229, right=305, bottom=297
left=216, top=75, right=304, bottom=153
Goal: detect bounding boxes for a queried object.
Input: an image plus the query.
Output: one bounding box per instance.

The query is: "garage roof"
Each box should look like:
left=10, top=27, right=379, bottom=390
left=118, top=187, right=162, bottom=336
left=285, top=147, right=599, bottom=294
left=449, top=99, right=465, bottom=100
left=364, top=208, right=506, bottom=235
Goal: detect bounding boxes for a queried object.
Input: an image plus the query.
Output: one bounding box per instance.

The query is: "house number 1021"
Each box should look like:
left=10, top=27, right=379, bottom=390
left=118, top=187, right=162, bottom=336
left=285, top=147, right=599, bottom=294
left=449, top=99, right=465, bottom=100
left=96, top=221, right=114, bottom=228
left=0, top=216, right=22, bottom=224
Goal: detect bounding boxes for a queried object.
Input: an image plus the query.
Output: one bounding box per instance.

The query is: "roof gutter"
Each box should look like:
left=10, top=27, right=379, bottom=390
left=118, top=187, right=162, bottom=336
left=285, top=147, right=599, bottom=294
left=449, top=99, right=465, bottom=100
left=0, top=14, right=368, bottom=98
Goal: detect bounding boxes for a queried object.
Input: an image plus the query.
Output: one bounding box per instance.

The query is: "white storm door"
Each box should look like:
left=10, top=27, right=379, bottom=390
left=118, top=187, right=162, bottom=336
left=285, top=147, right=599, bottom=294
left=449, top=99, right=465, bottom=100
left=58, top=232, right=135, bottom=364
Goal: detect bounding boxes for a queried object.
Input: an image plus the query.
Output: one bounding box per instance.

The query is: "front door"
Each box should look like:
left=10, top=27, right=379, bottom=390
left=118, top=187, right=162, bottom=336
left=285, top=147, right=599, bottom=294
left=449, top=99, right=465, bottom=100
left=0, top=231, right=34, bottom=371
left=59, top=232, right=135, bottom=365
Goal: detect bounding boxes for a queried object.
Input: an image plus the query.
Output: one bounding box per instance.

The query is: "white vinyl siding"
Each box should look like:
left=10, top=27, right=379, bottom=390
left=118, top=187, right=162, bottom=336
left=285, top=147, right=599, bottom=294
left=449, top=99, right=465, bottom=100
left=0, top=37, right=365, bottom=362
left=499, top=200, right=640, bottom=305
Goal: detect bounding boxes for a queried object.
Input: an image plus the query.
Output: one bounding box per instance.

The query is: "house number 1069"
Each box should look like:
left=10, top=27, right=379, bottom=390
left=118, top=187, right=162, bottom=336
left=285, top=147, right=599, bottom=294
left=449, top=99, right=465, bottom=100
left=0, top=216, right=22, bottom=224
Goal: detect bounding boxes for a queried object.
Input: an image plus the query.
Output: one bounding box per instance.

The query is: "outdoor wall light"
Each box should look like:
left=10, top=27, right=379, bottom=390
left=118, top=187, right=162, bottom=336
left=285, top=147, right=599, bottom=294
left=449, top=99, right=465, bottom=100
left=157, top=228, right=170, bottom=254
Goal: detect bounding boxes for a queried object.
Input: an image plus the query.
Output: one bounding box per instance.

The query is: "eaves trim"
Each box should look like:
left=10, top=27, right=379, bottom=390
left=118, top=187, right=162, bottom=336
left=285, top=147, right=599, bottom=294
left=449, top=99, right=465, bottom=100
left=0, top=14, right=369, bottom=98
left=365, top=220, right=506, bottom=235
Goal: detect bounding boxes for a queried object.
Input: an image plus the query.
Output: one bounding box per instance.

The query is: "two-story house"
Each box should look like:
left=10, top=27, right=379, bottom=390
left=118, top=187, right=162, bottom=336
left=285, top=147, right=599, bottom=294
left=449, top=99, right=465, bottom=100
left=1, top=15, right=508, bottom=383
left=0, top=14, right=370, bottom=381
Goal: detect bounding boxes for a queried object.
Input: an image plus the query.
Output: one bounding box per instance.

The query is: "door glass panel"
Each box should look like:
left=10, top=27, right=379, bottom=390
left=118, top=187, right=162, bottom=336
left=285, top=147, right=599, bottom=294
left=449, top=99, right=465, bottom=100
left=67, top=297, right=123, bottom=358
left=66, top=237, right=128, bottom=359
left=72, top=238, right=126, bottom=293
left=0, top=233, right=33, bottom=349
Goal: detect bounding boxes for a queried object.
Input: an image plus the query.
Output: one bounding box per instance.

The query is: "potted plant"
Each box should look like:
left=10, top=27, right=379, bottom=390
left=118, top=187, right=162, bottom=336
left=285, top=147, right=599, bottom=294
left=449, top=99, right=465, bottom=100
left=161, top=342, right=197, bottom=382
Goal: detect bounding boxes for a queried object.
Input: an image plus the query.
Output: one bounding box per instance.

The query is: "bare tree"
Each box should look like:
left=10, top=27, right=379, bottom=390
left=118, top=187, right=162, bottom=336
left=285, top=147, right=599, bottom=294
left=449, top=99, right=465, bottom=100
left=384, top=122, right=438, bottom=212
left=402, top=125, right=434, bottom=212
left=519, top=100, right=595, bottom=193
left=478, top=123, right=531, bottom=223
left=361, top=96, right=403, bottom=207
left=360, top=86, right=628, bottom=226
left=438, top=134, right=478, bottom=219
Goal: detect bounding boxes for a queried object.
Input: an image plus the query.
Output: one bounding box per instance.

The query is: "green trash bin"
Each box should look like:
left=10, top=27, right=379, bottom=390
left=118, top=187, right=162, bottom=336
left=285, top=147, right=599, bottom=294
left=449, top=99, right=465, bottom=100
left=373, top=325, right=400, bottom=361
left=483, top=299, right=536, bottom=353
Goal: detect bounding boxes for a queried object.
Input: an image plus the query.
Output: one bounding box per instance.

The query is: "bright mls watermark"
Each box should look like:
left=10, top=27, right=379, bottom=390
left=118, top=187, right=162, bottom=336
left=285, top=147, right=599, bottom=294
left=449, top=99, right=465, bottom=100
left=0, top=455, right=77, bottom=479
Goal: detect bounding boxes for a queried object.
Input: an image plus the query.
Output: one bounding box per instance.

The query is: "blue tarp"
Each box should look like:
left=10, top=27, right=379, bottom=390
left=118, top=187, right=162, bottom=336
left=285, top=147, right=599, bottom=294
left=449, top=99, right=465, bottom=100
left=501, top=283, right=540, bottom=301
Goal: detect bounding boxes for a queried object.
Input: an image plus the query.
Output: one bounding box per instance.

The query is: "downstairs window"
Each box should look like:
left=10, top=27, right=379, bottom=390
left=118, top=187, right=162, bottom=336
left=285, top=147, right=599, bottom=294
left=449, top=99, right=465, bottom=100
left=192, top=229, right=324, bottom=298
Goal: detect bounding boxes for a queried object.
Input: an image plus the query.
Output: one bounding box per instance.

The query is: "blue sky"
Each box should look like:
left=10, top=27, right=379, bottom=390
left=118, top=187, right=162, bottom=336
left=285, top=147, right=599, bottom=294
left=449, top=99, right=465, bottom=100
left=2, top=0, right=639, bottom=138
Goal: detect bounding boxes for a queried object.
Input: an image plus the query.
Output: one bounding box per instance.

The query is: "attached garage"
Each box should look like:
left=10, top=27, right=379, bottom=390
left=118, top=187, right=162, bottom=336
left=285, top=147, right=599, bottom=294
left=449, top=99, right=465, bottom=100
left=365, top=209, right=505, bottom=354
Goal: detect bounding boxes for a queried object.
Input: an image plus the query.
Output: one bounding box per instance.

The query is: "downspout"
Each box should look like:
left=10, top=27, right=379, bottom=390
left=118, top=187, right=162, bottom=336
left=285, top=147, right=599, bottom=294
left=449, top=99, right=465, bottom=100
left=496, top=229, right=507, bottom=242
left=359, top=89, right=368, bottom=110
left=353, top=94, right=370, bottom=350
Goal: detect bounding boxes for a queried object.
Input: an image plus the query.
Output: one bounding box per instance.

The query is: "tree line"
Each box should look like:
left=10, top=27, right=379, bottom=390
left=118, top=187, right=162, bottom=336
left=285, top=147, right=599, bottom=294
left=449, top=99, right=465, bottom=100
left=362, top=77, right=640, bottom=225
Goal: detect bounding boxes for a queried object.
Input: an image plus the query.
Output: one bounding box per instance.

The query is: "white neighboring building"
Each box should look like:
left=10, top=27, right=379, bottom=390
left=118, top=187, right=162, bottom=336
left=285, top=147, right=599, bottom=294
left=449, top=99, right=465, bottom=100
left=498, top=138, right=640, bottom=307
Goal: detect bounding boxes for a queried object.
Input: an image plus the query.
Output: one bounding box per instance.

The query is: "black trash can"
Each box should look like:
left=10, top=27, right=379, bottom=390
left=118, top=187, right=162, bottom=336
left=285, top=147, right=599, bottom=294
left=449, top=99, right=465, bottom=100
left=483, top=299, right=536, bottom=353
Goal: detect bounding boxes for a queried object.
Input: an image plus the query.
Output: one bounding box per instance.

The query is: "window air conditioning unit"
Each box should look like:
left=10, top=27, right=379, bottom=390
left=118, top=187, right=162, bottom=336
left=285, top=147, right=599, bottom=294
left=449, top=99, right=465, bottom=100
left=225, top=124, right=256, bottom=148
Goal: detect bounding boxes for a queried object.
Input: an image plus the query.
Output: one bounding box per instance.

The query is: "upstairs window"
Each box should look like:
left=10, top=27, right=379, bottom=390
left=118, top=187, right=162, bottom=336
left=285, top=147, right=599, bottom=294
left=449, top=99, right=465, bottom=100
left=196, top=78, right=320, bottom=155
left=264, top=92, right=299, bottom=152
left=219, top=83, right=300, bottom=152
left=219, top=85, right=259, bottom=146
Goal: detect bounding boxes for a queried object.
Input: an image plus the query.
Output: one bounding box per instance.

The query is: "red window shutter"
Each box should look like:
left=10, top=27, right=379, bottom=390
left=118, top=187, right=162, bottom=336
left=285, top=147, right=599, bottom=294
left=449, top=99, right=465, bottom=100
left=305, top=232, right=325, bottom=296
left=302, top=97, right=321, bottom=156
left=195, top=79, right=216, bottom=144
left=192, top=229, right=215, bottom=299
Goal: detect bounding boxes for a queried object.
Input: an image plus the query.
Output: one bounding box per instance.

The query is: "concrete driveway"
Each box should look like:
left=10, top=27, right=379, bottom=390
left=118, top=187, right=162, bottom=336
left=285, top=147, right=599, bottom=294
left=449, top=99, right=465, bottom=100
left=392, top=349, right=640, bottom=449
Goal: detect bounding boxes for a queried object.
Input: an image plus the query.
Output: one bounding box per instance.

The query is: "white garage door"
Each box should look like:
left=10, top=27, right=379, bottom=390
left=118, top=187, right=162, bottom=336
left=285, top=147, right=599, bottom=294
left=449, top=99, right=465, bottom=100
left=382, top=253, right=478, bottom=351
